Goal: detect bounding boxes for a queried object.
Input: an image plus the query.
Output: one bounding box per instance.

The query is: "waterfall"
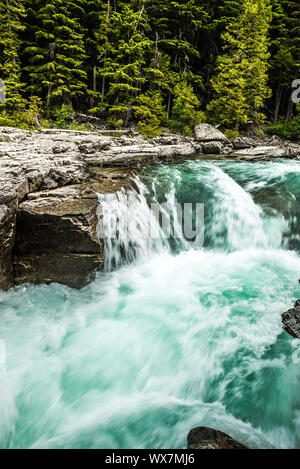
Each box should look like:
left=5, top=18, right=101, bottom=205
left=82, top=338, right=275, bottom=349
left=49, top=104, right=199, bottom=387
left=97, top=181, right=168, bottom=272
left=97, top=176, right=202, bottom=271
left=97, top=162, right=290, bottom=272
left=200, top=163, right=289, bottom=251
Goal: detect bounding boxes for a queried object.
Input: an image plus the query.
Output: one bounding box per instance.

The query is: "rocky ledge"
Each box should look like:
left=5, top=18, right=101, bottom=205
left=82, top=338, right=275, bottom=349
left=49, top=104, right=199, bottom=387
left=0, top=124, right=299, bottom=290
left=194, top=123, right=300, bottom=160
left=187, top=427, right=248, bottom=450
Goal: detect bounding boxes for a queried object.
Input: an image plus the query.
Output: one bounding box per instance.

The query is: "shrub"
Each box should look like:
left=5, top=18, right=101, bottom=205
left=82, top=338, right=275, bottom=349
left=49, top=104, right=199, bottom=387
left=133, top=91, right=166, bottom=138
left=268, top=108, right=300, bottom=141
left=224, top=129, right=240, bottom=140
left=172, top=84, right=205, bottom=135
left=51, top=104, right=91, bottom=130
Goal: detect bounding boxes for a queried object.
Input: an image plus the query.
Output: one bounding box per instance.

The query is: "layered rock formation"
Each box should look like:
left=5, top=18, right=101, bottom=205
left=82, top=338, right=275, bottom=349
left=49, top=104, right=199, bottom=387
left=14, top=186, right=103, bottom=289
left=187, top=427, right=248, bottom=450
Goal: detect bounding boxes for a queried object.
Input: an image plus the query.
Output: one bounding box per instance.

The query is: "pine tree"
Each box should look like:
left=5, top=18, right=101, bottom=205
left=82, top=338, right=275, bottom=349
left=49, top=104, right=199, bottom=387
left=282, top=0, right=300, bottom=120
left=0, top=0, right=26, bottom=111
left=0, top=0, right=296, bottom=132
left=23, top=0, right=87, bottom=108
left=147, top=0, right=207, bottom=98
left=96, top=0, right=152, bottom=126
left=133, top=90, right=166, bottom=137
left=269, top=0, right=300, bottom=121
left=172, top=82, right=206, bottom=134
left=83, top=0, right=109, bottom=107
left=208, top=0, right=272, bottom=129
left=198, top=0, right=242, bottom=106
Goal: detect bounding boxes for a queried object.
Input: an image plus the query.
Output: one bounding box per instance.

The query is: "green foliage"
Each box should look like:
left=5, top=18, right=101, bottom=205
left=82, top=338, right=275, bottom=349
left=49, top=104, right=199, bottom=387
left=0, top=96, right=44, bottom=129
left=24, top=96, right=43, bottom=126
left=268, top=106, right=300, bottom=140
left=0, top=0, right=26, bottom=110
left=208, top=0, right=272, bottom=129
left=106, top=117, right=124, bottom=129
left=0, top=0, right=298, bottom=134
left=224, top=129, right=240, bottom=140
left=133, top=91, right=166, bottom=138
left=0, top=112, right=18, bottom=128
left=24, top=0, right=87, bottom=107
left=172, top=84, right=206, bottom=135
left=51, top=104, right=91, bottom=130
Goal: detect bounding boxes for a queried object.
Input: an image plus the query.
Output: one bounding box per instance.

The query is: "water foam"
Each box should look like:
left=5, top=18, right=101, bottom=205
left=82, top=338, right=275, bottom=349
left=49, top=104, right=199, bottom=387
left=0, top=159, right=300, bottom=449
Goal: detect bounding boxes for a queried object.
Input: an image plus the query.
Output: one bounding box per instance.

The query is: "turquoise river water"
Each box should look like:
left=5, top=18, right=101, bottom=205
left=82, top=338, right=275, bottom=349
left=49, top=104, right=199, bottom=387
left=1, top=159, right=300, bottom=449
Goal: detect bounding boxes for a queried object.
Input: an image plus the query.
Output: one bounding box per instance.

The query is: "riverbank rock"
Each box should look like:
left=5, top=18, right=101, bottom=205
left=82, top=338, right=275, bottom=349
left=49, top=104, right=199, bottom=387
left=14, top=186, right=103, bottom=289
left=233, top=136, right=258, bottom=149
left=232, top=146, right=291, bottom=160
left=282, top=300, right=300, bottom=339
left=194, top=124, right=229, bottom=143
left=187, top=427, right=248, bottom=450
left=83, top=142, right=197, bottom=167
left=202, top=141, right=223, bottom=154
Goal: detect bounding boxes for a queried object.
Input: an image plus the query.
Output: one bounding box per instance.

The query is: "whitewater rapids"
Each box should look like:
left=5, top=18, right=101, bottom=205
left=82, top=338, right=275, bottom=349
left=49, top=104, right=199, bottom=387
left=0, top=159, right=300, bottom=449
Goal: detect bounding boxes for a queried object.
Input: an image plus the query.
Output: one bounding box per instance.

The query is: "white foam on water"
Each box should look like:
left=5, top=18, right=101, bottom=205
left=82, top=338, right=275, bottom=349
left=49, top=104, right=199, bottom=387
left=0, top=159, right=300, bottom=449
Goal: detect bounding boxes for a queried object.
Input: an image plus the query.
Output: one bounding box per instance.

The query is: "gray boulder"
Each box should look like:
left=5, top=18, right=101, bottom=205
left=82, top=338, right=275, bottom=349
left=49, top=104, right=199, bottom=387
left=233, top=137, right=256, bottom=149
left=195, top=124, right=229, bottom=143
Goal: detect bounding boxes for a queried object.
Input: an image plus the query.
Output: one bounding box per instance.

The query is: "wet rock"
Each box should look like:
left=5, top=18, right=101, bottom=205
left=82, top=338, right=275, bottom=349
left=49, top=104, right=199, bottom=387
left=13, top=186, right=103, bottom=289
left=202, top=141, right=223, bottom=154
left=195, top=124, right=229, bottom=143
left=282, top=300, right=300, bottom=339
left=187, top=427, right=248, bottom=450
left=233, top=136, right=257, bottom=149
left=232, top=146, right=288, bottom=160
left=0, top=203, right=17, bottom=290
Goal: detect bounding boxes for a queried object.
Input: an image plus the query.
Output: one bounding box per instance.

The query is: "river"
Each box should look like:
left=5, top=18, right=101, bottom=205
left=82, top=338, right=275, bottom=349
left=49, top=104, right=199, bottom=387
left=0, top=159, right=300, bottom=449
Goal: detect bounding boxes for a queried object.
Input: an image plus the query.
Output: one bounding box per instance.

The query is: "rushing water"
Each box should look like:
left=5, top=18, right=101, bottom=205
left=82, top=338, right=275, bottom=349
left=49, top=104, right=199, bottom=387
left=1, top=159, right=300, bottom=449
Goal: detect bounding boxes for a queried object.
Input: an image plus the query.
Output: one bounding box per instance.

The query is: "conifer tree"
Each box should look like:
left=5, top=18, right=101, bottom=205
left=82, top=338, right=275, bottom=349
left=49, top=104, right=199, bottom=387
left=208, top=0, right=272, bottom=129
left=0, top=0, right=26, bottom=110
left=0, top=0, right=297, bottom=132
left=269, top=0, right=300, bottom=121
left=24, top=0, right=87, bottom=108
left=96, top=0, right=152, bottom=126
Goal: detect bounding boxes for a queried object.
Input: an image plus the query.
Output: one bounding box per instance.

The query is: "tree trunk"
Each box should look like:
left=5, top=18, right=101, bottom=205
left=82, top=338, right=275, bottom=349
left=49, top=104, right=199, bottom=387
left=274, top=84, right=282, bottom=124
left=167, top=94, right=171, bottom=120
